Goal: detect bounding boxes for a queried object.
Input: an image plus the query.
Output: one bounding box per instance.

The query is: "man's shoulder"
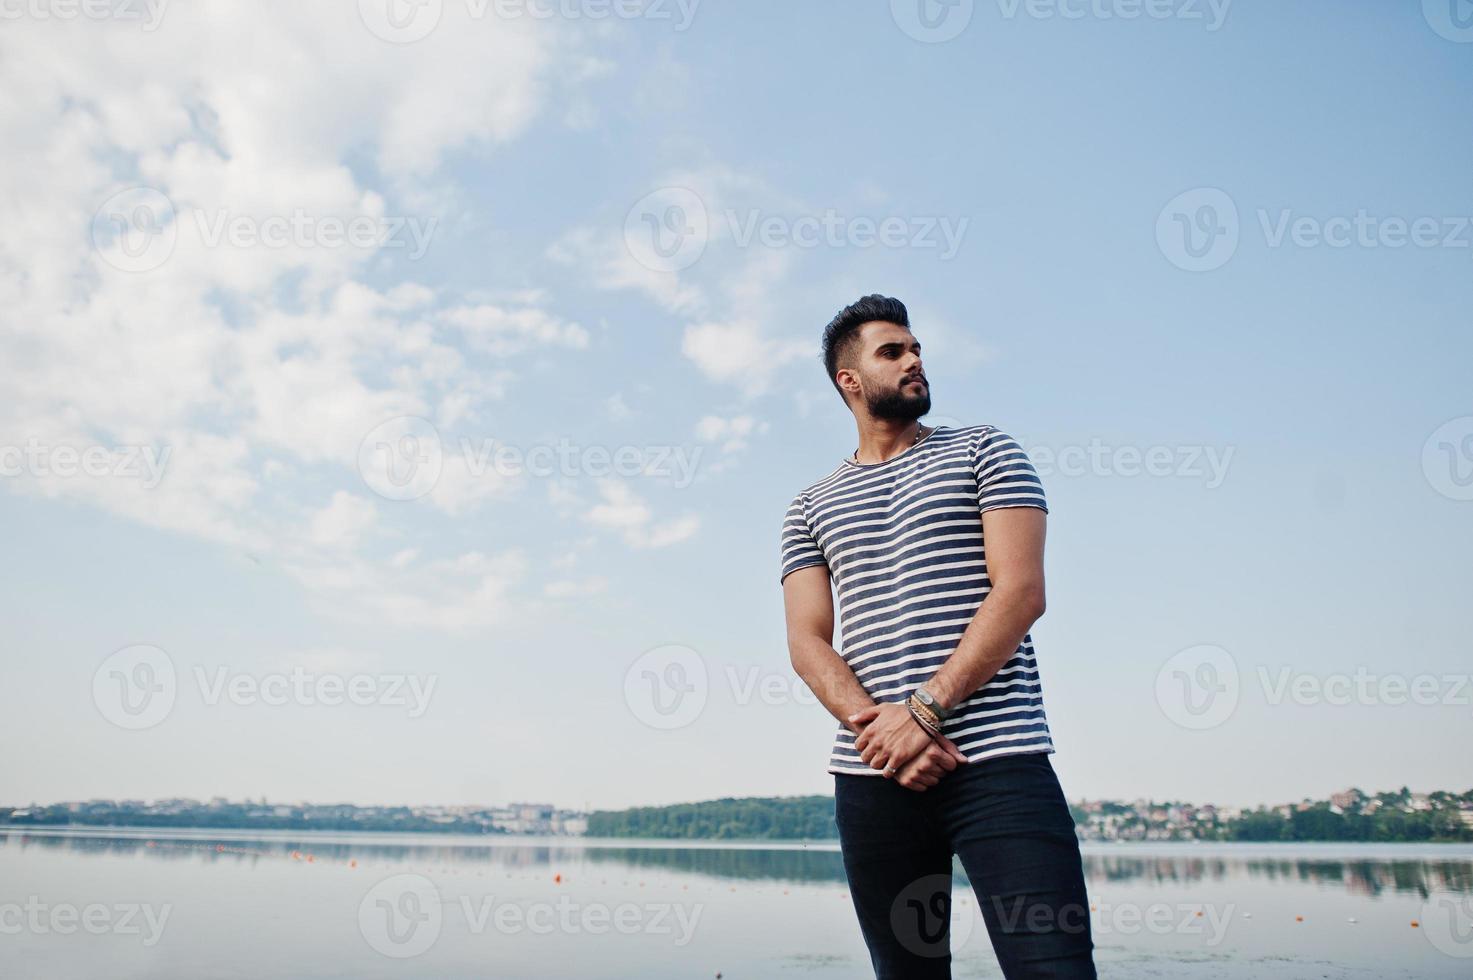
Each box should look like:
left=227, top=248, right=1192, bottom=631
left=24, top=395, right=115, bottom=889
left=786, top=462, right=849, bottom=508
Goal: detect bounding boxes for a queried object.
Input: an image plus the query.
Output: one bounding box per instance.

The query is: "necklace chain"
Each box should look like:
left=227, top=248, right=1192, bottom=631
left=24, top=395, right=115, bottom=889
left=851, top=423, right=926, bottom=465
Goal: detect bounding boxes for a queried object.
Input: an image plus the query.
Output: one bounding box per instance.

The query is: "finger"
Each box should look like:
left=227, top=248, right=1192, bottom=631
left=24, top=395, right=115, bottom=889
left=847, top=706, right=880, bottom=727
left=938, top=734, right=968, bottom=764
left=928, top=747, right=957, bottom=772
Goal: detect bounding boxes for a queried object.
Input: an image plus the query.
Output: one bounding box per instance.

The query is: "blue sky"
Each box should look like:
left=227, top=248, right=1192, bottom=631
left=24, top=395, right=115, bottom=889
left=1, top=0, right=1470, bottom=812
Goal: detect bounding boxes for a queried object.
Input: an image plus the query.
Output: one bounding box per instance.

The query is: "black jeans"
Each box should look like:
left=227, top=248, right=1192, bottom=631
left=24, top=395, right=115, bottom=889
left=834, top=751, right=1097, bottom=979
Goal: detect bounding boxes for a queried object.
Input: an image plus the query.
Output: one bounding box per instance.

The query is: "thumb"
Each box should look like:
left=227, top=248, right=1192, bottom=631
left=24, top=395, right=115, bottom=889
left=938, top=734, right=968, bottom=764
left=847, top=706, right=880, bottom=725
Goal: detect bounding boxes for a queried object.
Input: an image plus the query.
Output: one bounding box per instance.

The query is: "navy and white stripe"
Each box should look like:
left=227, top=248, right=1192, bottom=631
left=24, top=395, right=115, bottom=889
left=779, top=424, right=1054, bottom=775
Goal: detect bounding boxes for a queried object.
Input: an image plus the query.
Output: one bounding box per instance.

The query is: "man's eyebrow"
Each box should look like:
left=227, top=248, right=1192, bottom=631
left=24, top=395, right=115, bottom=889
left=874, top=340, right=922, bottom=352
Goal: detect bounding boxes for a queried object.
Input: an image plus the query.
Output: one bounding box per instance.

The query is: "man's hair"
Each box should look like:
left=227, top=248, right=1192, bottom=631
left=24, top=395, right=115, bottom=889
left=821, top=294, right=910, bottom=400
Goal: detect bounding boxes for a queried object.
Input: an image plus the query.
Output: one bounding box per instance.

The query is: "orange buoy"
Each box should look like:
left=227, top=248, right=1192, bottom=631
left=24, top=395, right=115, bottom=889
left=1295, top=915, right=1303, bottom=922
left=350, top=860, right=357, bottom=868
left=1411, top=921, right=1420, bottom=928
left=554, top=873, right=562, bottom=883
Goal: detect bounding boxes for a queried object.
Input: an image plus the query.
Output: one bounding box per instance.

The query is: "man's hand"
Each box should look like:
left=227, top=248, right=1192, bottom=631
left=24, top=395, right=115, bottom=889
left=894, top=734, right=969, bottom=792
left=849, top=702, right=934, bottom=777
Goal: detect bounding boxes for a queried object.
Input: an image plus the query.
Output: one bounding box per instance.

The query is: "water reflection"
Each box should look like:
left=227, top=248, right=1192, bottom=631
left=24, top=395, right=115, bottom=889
left=3, top=830, right=1470, bottom=897
left=1080, top=854, right=1473, bottom=898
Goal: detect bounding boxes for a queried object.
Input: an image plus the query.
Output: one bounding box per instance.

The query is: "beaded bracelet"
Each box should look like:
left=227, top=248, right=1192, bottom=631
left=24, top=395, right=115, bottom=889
left=906, top=698, right=942, bottom=741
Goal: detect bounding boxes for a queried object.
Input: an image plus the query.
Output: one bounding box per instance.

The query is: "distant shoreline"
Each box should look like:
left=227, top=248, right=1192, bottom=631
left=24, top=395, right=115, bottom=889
left=6, top=825, right=1473, bottom=859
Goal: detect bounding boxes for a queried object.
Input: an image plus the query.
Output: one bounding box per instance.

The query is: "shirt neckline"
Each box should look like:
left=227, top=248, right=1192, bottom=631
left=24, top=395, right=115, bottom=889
left=842, top=424, right=946, bottom=469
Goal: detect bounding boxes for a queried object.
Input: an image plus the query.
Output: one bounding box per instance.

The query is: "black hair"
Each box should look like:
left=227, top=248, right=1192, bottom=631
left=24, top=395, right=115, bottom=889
left=821, top=294, right=910, bottom=400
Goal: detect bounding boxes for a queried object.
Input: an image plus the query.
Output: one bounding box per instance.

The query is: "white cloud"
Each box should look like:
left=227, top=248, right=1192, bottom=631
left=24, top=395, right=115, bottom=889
left=0, top=9, right=610, bottom=632
left=605, top=393, right=633, bottom=420
left=441, top=303, right=590, bottom=356
left=282, top=548, right=531, bottom=633
left=307, top=491, right=378, bottom=550
left=543, top=576, right=609, bottom=599
left=583, top=479, right=699, bottom=549
left=695, top=414, right=767, bottom=454
left=548, top=165, right=821, bottom=394
left=682, top=320, right=812, bottom=396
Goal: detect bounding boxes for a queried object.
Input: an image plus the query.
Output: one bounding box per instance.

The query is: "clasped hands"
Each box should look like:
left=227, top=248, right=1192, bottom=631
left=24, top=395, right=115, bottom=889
left=848, top=702, right=968, bottom=792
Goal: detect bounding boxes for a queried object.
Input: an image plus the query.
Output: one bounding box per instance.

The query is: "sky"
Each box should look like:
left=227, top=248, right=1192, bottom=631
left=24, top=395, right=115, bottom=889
left=1, top=0, right=1470, bottom=813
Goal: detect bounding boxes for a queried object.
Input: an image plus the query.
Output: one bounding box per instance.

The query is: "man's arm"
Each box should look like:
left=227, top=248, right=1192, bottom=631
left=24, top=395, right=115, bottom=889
left=784, top=564, right=968, bottom=789
left=782, top=564, right=873, bottom=735
left=923, top=505, right=1048, bottom=712
left=851, top=506, right=1047, bottom=769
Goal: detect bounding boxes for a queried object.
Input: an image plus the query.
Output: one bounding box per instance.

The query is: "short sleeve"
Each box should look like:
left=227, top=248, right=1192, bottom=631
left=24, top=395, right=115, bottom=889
left=971, top=427, right=1048, bottom=514
left=779, top=493, right=828, bottom=584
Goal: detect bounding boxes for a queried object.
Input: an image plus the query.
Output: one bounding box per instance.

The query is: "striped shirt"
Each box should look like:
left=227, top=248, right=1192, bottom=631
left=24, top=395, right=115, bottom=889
left=779, top=424, right=1053, bottom=775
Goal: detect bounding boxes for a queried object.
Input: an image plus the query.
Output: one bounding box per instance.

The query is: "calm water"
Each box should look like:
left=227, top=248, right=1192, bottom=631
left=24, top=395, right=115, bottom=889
left=2, top=828, right=1471, bottom=978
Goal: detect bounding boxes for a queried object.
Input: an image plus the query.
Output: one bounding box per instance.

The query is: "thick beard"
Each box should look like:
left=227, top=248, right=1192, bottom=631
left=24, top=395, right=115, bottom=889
left=868, top=381, right=931, bottom=422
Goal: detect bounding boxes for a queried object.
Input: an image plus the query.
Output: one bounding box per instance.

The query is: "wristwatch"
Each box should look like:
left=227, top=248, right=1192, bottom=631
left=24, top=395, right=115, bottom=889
left=914, top=685, right=949, bottom=721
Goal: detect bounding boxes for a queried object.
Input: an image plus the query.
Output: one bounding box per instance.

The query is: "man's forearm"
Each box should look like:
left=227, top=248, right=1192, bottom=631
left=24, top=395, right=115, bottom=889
left=924, top=584, right=1046, bottom=713
left=789, top=637, right=875, bottom=735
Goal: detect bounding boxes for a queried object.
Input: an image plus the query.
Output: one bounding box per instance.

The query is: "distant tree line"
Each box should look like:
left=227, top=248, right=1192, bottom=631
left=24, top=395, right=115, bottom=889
left=586, top=796, right=838, bottom=840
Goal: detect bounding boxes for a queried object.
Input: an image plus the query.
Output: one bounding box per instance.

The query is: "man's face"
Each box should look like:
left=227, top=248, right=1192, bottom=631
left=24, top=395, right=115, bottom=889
left=844, top=321, right=930, bottom=421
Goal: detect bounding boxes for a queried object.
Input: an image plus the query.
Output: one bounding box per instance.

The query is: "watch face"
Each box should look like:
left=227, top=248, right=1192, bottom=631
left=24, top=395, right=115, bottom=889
left=917, top=689, right=934, bottom=705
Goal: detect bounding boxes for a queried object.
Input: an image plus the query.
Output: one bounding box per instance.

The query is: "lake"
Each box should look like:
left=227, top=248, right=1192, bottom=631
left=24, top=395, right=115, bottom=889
left=2, top=828, right=1471, bottom=977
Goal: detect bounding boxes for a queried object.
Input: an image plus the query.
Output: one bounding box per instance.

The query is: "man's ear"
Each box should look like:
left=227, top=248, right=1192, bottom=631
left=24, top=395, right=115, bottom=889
left=836, top=368, right=860, bottom=399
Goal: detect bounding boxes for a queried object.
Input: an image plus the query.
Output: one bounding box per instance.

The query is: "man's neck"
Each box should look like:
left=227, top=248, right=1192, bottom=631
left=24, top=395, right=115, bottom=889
left=851, top=419, right=926, bottom=465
